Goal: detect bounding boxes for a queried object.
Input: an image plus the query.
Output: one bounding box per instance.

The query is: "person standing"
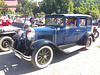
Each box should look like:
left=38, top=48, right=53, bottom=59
left=29, top=15, right=35, bottom=25
left=40, top=16, right=45, bottom=24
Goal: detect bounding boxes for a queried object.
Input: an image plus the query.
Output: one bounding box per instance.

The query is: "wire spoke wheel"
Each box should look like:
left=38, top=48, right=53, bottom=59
left=32, top=46, right=53, bottom=69
left=86, top=38, right=91, bottom=47
left=85, top=36, right=92, bottom=49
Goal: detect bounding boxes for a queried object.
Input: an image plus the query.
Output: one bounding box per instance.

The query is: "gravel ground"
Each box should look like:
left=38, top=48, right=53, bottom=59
left=0, top=29, right=100, bottom=75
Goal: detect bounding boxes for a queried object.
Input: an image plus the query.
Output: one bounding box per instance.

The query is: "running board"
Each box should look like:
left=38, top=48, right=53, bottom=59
left=59, top=45, right=85, bottom=53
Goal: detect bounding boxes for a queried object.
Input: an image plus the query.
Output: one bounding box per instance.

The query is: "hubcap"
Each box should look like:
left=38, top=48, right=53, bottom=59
left=2, top=40, right=10, bottom=48
left=86, top=39, right=91, bottom=47
left=37, top=48, right=51, bottom=65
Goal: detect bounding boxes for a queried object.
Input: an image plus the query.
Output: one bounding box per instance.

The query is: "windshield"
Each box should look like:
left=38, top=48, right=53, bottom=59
left=14, top=17, right=25, bottom=23
left=11, top=17, right=30, bottom=28
left=45, top=18, right=64, bottom=26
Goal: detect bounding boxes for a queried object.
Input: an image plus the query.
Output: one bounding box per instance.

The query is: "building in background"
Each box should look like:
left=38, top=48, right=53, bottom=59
left=4, top=0, right=18, bottom=12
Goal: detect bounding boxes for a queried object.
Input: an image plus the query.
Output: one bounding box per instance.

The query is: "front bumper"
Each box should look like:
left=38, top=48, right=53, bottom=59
left=10, top=47, right=31, bottom=61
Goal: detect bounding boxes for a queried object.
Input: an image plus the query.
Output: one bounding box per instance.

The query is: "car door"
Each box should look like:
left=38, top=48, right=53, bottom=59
left=77, top=17, right=87, bottom=41
left=56, top=29, right=65, bottom=45
left=64, top=17, right=79, bottom=44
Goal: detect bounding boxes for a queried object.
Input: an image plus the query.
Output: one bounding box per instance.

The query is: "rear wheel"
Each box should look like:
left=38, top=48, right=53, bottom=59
left=84, top=36, right=92, bottom=49
left=31, top=46, right=53, bottom=69
left=0, top=36, right=14, bottom=52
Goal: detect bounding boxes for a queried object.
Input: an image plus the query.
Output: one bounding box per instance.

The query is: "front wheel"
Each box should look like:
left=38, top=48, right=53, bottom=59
left=84, top=36, right=92, bottom=50
left=0, top=36, right=14, bottom=52
left=31, top=46, right=53, bottom=69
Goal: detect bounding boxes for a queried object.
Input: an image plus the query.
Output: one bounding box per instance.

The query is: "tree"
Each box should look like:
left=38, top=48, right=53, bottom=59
left=67, top=0, right=74, bottom=14
left=41, top=0, right=56, bottom=14
left=41, top=0, right=74, bottom=14
left=16, top=0, right=36, bottom=16
left=0, top=0, right=8, bottom=15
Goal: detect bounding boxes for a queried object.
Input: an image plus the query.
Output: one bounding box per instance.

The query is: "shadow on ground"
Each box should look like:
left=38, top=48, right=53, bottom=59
left=0, top=48, right=87, bottom=75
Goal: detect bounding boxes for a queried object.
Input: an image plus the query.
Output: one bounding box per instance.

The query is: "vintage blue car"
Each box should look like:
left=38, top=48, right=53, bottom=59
left=11, top=14, right=95, bottom=69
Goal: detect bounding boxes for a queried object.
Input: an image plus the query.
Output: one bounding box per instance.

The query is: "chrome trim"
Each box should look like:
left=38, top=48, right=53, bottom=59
left=0, top=31, right=16, bottom=34
left=10, top=47, right=31, bottom=61
left=55, top=28, right=57, bottom=44
left=58, top=43, right=77, bottom=49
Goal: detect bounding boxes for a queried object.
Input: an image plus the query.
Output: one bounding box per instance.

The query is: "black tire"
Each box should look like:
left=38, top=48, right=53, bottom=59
left=31, top=46, right=53, bottom=69
left=93, top=30, right=99, bottom=38
left=84, top=36, right=92, bottom=49
left=0, top=36, right=14, bottom=52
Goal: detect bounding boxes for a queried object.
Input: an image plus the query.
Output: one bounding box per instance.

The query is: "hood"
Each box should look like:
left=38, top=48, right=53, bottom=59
left=27, top=26, right=55, bottom=32
left=0, top=26, right=21, bottom=32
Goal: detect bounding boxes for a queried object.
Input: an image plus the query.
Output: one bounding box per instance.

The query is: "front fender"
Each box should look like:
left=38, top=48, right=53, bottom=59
left=12, top=34, right=20, bottom=40
left=30, top=39, right=57, bottom=51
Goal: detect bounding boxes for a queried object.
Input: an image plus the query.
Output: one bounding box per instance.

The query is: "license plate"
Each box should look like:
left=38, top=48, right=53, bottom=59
left=15, top=53, right=22, bottom=59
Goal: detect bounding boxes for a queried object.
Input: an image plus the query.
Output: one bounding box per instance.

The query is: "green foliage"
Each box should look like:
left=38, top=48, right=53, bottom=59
left=36, top=11, right=45, bottom=18
left=41, top=0, right=74, bottom=14
left=16, top=0, right=37, bottom=16
left=0, top=0, right=8, bottom=15
left=41, top=0, right=56, bottom=14
left=14, top=0, right=100, bottom=19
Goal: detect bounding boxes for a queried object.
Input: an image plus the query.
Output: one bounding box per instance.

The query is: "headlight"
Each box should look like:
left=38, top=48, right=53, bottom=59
left=27, top=31, right=35, bottom=41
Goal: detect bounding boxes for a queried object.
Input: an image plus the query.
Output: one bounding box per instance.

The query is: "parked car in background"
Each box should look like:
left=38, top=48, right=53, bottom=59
left=11, top=14, right=95, bottom=69
left=93, top=19, right=100, bottom=28
left=0, top=19, right=12, bottom=27
left=0, top=16, right=30, bottom=52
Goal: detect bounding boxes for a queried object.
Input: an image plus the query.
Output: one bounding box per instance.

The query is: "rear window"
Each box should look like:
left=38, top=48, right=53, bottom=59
left=66, top=18, right=77, bottom=27
left=79, top=18, right=86, bottom=26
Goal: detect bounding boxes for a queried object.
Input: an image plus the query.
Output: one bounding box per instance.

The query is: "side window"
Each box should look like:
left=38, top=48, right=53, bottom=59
left=88, top=18, right=92, bottom=26
left=66, top=18, right=77, bottom=27
left=79, top=18, right=86, bottom=26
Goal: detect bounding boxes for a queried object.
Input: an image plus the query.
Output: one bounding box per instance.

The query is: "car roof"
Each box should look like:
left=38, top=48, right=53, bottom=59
left=46, top=14, right=92, bottom=18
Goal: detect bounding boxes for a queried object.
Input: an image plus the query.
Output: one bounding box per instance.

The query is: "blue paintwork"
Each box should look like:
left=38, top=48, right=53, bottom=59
left=27, top=14, right=93, bottom=46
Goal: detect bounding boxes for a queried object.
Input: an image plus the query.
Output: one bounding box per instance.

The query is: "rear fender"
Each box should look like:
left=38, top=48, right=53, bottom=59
left=83, top=32, right=95, bottom=44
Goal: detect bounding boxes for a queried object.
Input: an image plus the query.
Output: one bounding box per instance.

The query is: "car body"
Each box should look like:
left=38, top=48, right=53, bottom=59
left=11, top=14, right=94, bottom=69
